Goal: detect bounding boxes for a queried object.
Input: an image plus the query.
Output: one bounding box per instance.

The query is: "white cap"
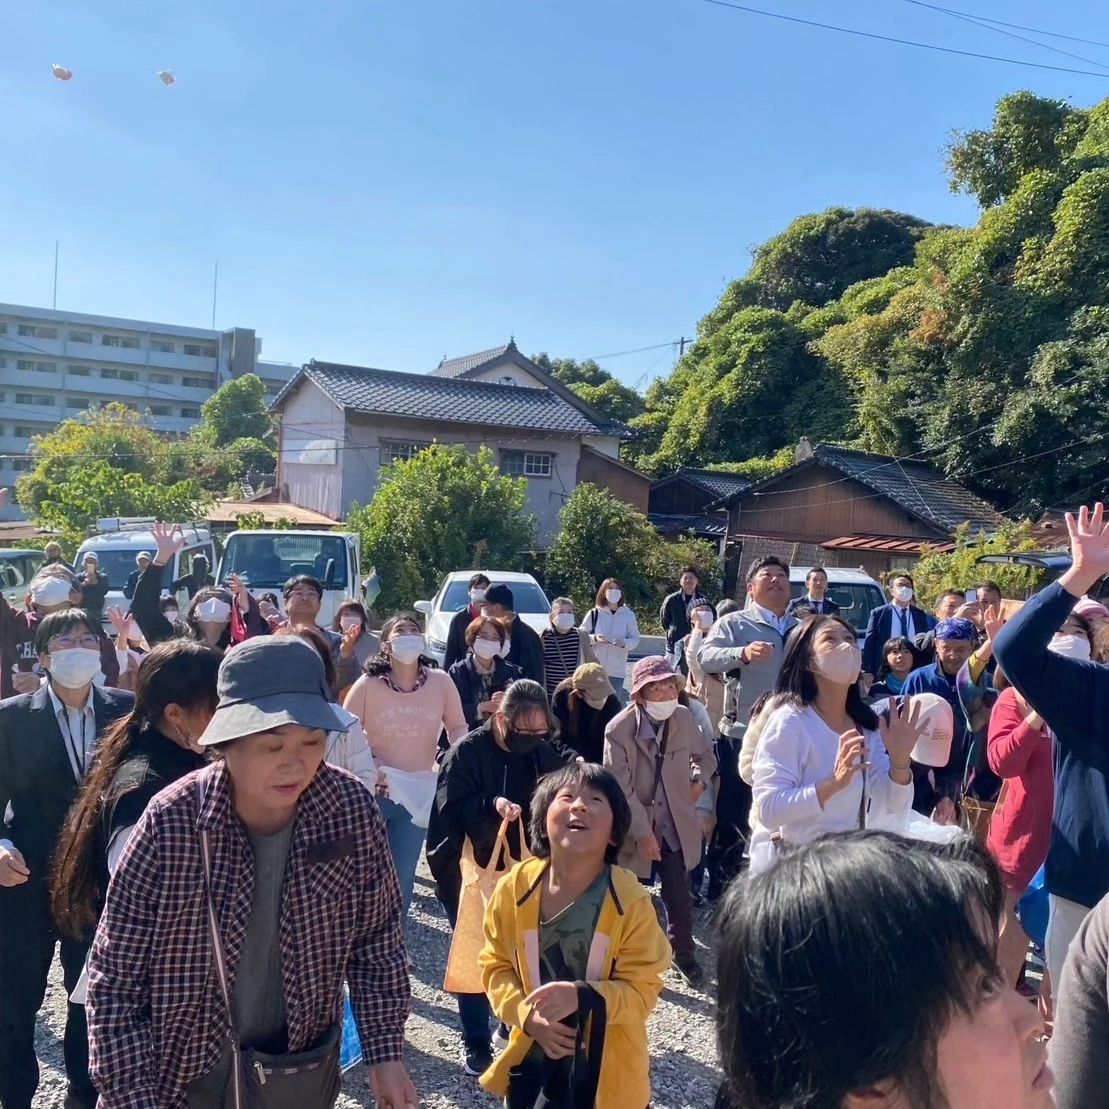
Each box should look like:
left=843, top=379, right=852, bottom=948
left=136, top=551, right=153, bottom=565
left=909, top=693, right=954, bottom=768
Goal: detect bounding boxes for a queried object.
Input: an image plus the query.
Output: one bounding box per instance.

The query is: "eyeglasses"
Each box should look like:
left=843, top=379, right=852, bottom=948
left=287, top=589, right=319, bottom=601
left=51, top=634, right=99, bottom=651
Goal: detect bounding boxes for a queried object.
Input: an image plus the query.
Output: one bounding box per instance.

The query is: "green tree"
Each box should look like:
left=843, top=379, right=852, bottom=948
left=531, top=353, right=646, bottom=424
left=546, top=485, right=721, bottom=630
left=346, top=444, right=535, bottom=613
left=193, top=373, right=273, bottom=447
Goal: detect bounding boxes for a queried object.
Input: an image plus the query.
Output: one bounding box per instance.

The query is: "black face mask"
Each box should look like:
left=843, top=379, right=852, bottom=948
left=505, top=729, right=546, bottom=755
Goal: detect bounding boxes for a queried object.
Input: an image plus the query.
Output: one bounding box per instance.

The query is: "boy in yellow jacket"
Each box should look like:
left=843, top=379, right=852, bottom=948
left=479, top=763, right=672, bottom=1108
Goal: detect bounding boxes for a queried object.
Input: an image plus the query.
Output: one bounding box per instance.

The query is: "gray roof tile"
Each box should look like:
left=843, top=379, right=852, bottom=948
left=434, top=343, right=513, bottom=379
left=678, top=467, right=753, bottom=501
left=298, top=360, right=612, bottom=436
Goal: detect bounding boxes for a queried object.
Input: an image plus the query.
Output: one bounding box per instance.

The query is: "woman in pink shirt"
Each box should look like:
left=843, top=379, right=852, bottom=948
left=344, top=613, right=468, bottom=913
left=987, top=670, right=1054, bottom=985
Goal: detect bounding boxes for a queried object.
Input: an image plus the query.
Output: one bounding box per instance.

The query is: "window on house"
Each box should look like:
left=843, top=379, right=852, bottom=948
left=150, top=340, right=175, bottom=353
left=67, top=364, right=91, bottom=376
left=500, top=450, right=553, bottom=478
left=382, top=440, right=431, bottom=465
left=149, top=372, right=174, bottom=384
left=100, top=367, right=139, bottom=381
left=67, top=398, right=92, bottom=411
left=101, top=334, right=140, bottom=349
left=18, top=324, right=58, bottom=339
left=16, top=360, right=56, bottom=373
left=15, top=393, right=55, bottom=407
left=68, top=330, right=93, bottom=343
left=183, top=343, right=217, bottom=358
left=181, top=375, right=209, bottom=388
left=14, top=426, right=37, bottom=438
left=180, top=406, right=201, bottom=418
left=149, top=405, right=171, bottom=416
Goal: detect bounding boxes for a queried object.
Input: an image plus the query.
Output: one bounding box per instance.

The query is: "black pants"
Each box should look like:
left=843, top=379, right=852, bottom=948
left=707, top=735, right=752, bottom=898
left=0, top=880, right=96, bottom=1109
left=655, top=843, right=695, bottom=963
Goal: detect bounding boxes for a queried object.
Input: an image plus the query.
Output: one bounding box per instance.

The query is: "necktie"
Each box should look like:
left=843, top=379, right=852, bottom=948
left=899, top=608, right=909, bottom=637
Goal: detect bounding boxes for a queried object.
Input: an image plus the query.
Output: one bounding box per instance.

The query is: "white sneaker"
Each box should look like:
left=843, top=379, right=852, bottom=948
left=492, top=1023, right=511, bottom=1052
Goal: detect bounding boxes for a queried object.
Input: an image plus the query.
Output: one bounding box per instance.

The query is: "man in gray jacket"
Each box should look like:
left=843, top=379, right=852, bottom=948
left=696, top=555, right=799, bottom=895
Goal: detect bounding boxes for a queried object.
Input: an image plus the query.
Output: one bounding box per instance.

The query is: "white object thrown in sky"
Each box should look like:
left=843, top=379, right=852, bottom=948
left=157, top=70, right=176, bottom=86
left=51, top=64, right=73, bottom=81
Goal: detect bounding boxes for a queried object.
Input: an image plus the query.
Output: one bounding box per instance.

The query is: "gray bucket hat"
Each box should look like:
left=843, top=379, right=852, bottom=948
left=198, top=637, right=343, bottom=747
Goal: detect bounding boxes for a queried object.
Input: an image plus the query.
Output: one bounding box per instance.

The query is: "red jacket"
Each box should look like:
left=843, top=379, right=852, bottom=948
left=986, top=686, right=1054, bottom=892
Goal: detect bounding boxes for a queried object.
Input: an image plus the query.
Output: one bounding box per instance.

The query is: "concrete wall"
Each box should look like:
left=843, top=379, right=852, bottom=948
left=342, top=412, right=580, bottom=544
left=276, top=381, right=346, bottom=519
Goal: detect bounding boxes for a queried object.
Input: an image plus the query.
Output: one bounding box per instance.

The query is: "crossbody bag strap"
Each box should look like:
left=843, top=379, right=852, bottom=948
left=195, top=776, right=245, bottom=1109
left=649, top=721, right=670, bottom=832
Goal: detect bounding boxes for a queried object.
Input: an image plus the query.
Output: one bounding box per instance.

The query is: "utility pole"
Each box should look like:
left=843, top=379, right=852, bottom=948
left=678, top=335, right=688, bottom=359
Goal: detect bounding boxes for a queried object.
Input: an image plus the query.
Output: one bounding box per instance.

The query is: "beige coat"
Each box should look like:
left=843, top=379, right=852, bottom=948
left=604, top=703, right=718, bottom=878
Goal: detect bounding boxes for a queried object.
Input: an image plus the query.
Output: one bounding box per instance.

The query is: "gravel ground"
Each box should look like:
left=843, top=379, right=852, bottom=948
left=32, top=859, right=723, bottom=1108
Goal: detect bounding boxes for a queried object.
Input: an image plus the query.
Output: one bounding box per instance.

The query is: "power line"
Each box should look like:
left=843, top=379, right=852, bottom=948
left=913, top=5, right=1109, bottom=51
left=694, top=0, right=1109, bottom=79
left=902, top=0, right=1109, bottom=73
left=587, top=341, right=681, bottom=361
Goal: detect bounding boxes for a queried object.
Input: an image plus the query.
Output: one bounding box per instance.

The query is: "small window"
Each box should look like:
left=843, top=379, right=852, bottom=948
left=180, top=405, right=201, bottom=418
left=68, top=330, right=93, bottom=343
left=0, top=323, right=7, bottom=334
left=15, top=393, right=55, bottom=407
left=18, top=324, right=57, bottom=339
left=149, top=372, right=174, bottom=384
left=150, top=340, right=175, bottom=353
left=16, top=360, right=55, bottom=373
left=382, top=440, right=430, bottom=465
left=501, top=450, right=553, bottom=478
left=183, top=343, right=217, bottom=358
left=100, top=367, right=139, bottom=381
left=67, top=398, right=91, bottom=411
left=67, top=364, right=91, bottom=376
left=9, top=458, right=31, bottom=472
left=149, top=405, right=171, bottom=416
left=101, top=334, right=140, bottom=349
left=14, top=426, right=37, bottom=439
left=181, top=375, right=209, bottom=388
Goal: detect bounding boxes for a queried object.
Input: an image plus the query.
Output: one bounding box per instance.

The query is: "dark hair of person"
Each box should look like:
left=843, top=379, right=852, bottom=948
left=465, top=616, right=506, bottom=648
left=595, top=577, right=626, bottom=609
left=879, top=636, right=917, bottom=679
left=680, top=566, right=699, bottom=579
left=940, top=588, right=965, bottom=603
left=332, top=600, right=368, bottom=633
left=185, top=586, right=235, bottom=644
left=528, top=763, right=631, bottom=866
left=260, top=591, right=280, bottom=609
left=976, top=580, right=1002, bottom=597
left=746, top=555, right=789, bottom=584
left=889, top=571, right=915, bottom=588
left=498, top=678, right=557, bottom=738
left=774, top=614, right=877, bottom=732
left=806, top=566, right=827, bottom=581
left=717, top=598, right=741, bottom=617
left=278, top=624, right=338, bottom=697
left=715, top=831, right=1004, bottom=1109
left=748, top=691, right=773, bottom=723
left=50, top=640, right=222, bottom=938
left=469, top=572, right=491, bottom=590
left=34, top=608, right=99, bottom=655
left=159, top=595, right=180, bottom=614
left=282, top=574, right=323, bottom=601
left=363, top=611, right=438, bottom=675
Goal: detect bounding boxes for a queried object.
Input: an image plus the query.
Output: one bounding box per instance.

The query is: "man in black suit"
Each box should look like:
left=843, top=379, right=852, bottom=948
left=0, top=609, right=134, bottom=1109
left=785, top=567, right=841, bottom=618
left=861, top=571, right=935, bottom=688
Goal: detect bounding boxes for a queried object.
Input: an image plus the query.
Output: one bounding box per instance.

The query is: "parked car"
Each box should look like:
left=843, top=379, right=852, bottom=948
left=415, top=570, right=551, bottom=667
left=0, top=548, right=46, bottom=607
left=975, top=550, right=1109, bottom=603
left=788, top=566, right=886, bottom=641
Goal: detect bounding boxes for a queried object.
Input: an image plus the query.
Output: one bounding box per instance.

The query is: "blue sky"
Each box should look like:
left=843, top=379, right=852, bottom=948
left=3, top=0, right=1108, bottom=389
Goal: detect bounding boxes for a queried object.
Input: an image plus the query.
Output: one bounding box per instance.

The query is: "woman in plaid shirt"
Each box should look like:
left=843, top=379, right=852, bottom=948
left=85, top=637, right=417, bottom=1108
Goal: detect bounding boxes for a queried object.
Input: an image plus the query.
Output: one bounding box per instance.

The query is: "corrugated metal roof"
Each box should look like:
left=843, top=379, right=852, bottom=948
left=210, top=500, right=339, bottom=526
left=822, top=534, right=955, bottom=555
left=649, top=512, right=730, bottom=538
left=295, top=360, right=614, bottom=436
left=433, top=343, right=515, bottom=379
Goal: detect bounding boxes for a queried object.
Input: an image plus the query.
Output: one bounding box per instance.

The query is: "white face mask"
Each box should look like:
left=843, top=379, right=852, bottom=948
left=555, top=612, right=575, bottom=631
left=643, top=698, right=679, bottom=722
left=49, top=647, right=101, bottom=689
left=390, top=634, right=426, bottom=664
left=893, top=585, right=914, bottom=605
left=1049, top=633, right=1092, bottom=661
left=339, top=614, right=362, bottom=632
left=196, top=598, right=231, bottom=624
left=164, top=608, right=179, bottom=622
left=605, top=589, right=622, bottom=606
left=469, top=588, right=487, bottom=604
left=498, top=638, right=512, bottom=658
left=32, top=577, right=73, bottom=607
left=473, top=638, right=501, bottom=661
left=813, top=641, right=863, bottom=685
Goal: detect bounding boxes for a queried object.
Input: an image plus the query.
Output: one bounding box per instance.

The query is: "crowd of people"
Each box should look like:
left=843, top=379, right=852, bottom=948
left=6, top=502, right=1109, bottom=1108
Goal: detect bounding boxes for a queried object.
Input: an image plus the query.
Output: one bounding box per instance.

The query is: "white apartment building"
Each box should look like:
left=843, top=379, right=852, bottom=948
left=0, top=302, right=298, bottom=517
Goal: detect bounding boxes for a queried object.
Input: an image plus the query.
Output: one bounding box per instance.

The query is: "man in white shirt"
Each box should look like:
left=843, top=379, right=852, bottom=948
left=0, top=609, right=133, bottom=1109
left=861, top=572, right=935, bottom=686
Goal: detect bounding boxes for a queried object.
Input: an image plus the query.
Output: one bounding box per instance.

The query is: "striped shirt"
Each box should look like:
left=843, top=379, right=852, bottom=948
left=541, top=628, right=582, bottom=698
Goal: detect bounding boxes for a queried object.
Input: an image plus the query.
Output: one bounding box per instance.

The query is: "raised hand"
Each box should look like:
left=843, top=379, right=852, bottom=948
left=339, top=621, right=362, bottom=659
left=151, top=521, right=185, bottom=566
left=832, top=729, right=867, bottom=787
left=982, top=604, right=1006, bottom=645
left=879, top=696, right=925, bottom=766
left=1061, top=503, right=1109, bottom=597
left=228, top=574, right=250, bottom=612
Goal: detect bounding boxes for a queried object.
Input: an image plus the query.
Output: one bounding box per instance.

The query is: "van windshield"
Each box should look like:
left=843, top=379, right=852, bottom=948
left=78, top=549, right=168, bottom=591
left=791, top=582, right=885, bottom=636
left=221, top=534, right=349, bottom=589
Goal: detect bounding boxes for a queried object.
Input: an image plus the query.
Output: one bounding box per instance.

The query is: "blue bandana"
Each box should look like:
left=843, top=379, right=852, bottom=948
left=935, top=617, right=976, bottom=641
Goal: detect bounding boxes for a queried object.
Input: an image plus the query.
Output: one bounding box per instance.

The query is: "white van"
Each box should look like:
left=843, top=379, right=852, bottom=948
left=76, top=519, right=216, bottom=625
left=217, top=529, right=364, bottom=627
left=789, top=566, right=886, bottom=640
